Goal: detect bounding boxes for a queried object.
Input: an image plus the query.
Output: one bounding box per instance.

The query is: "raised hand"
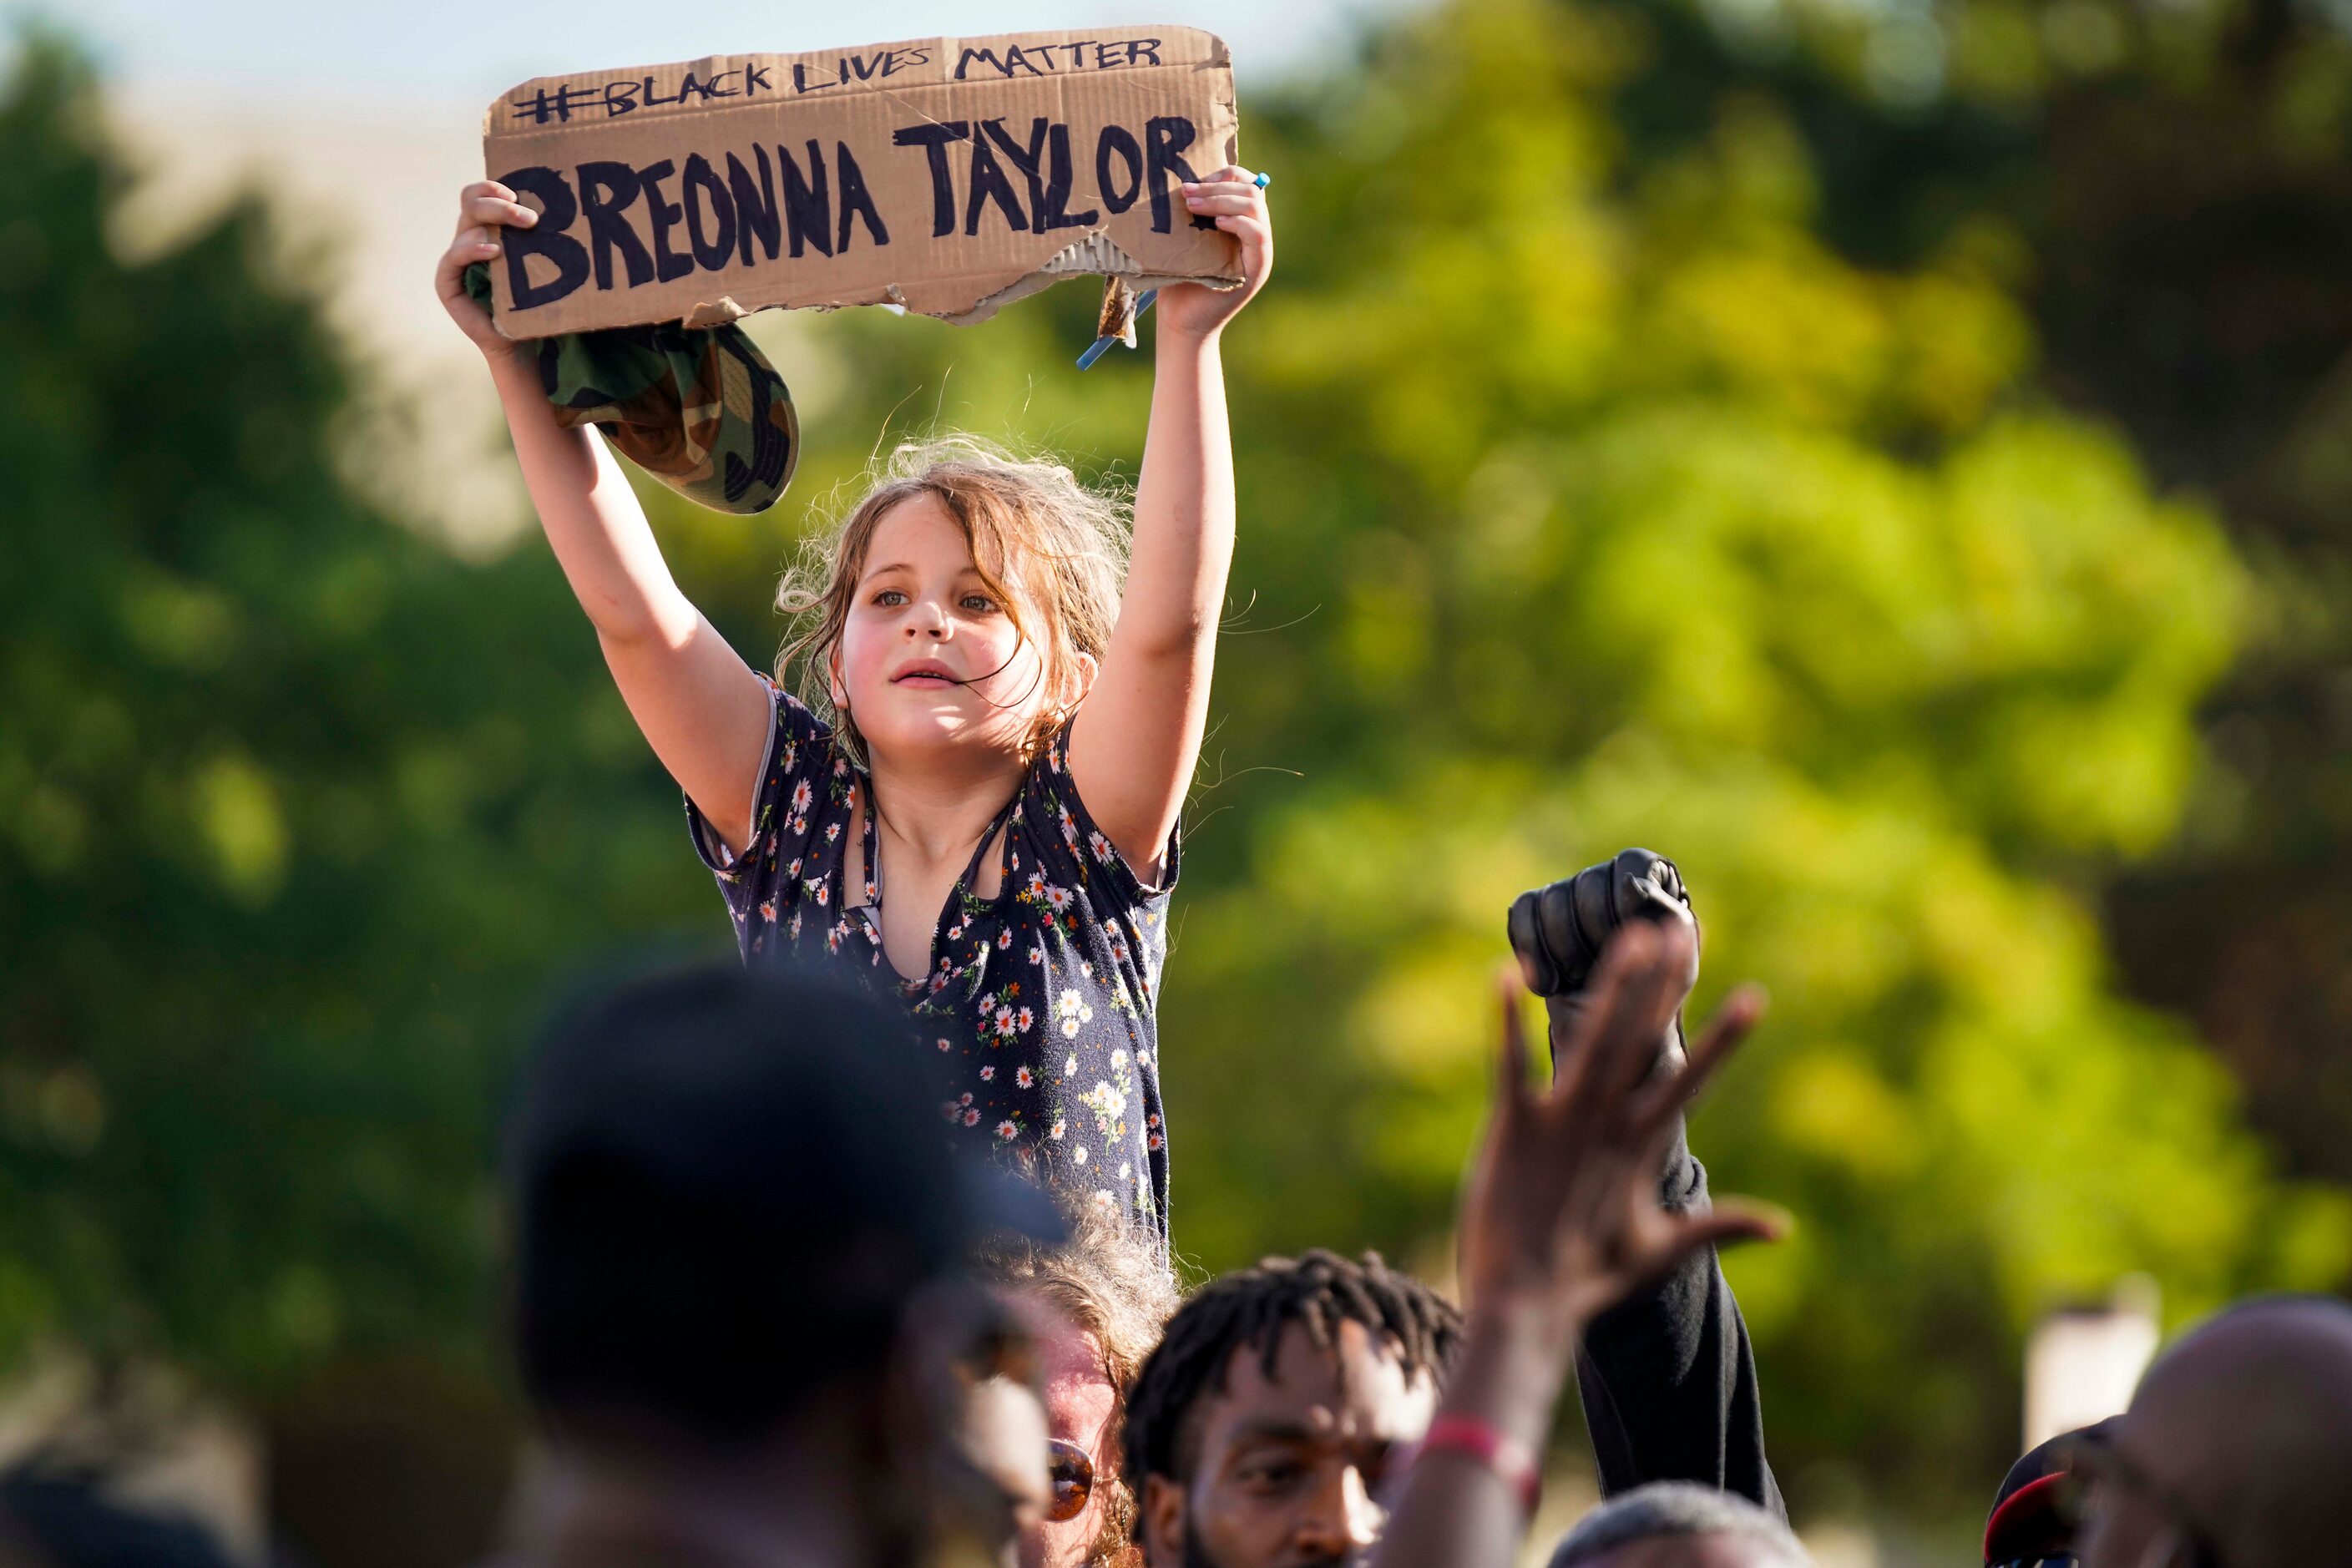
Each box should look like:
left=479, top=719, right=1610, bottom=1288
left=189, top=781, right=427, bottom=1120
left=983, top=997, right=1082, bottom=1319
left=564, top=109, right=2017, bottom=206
left=1370, top=926, right=1786, bottom=1568
left=1458, top=921, right=1783, bottom=1341
left=434, top=180, right=539, bottom=362
left=1156, top=164, right=1272, bottom=341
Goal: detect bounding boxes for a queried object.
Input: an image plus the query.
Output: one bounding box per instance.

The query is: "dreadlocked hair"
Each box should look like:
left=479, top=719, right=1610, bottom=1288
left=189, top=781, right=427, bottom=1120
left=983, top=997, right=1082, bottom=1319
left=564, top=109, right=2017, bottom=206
left=1121, top=1250, right=1464, bottom=1499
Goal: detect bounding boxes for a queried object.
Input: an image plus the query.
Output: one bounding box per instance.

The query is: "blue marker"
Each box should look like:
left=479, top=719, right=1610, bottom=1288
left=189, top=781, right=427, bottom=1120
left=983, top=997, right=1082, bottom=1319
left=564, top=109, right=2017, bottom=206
left=1076, top=289, right=1157, bottom=370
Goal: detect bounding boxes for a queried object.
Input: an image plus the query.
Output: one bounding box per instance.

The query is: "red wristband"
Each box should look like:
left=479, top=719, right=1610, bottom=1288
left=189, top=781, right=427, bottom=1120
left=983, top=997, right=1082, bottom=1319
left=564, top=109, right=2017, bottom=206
left=1415, top=1415, right=1542, bottom=1516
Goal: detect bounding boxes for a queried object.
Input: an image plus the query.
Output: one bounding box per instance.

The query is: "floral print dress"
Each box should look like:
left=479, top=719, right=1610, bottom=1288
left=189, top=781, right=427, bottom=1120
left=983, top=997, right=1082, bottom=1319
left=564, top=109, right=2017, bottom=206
left=688, top=680, right=1176, bottom=1239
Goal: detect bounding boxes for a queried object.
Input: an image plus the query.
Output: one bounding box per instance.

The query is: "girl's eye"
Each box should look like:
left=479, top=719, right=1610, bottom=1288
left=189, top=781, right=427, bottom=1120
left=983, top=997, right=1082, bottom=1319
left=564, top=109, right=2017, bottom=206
left=961, top=594, right=999, bottom=614
left=873, top=589, right=908, bottom=607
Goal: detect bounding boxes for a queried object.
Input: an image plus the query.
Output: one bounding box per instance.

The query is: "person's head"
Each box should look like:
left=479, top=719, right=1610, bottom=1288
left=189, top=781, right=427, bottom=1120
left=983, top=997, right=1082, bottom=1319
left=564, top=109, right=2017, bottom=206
left=777, top=437, right=1129, bottom=773
left=507, top=958, right=1065, bottom=1564
left=1122, top=1250, right=1464, bottom=1568
left=1547, top=1483, right=1809, bottom=1568
left=978, top=1206, right=1182, bottom=1568
left=2072, top=1294, right=2352, bottom=1568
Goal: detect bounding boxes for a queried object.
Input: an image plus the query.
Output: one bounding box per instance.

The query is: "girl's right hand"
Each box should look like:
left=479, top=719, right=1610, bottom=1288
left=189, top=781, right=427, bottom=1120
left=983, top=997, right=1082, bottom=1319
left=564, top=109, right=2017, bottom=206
left=435, top=180, right=539, bottom=363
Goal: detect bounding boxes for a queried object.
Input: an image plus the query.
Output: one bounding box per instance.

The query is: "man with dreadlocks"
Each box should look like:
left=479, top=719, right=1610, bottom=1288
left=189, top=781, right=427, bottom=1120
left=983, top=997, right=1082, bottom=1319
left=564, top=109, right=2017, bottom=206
left=1125, top=1248, right=1462, bottom=1568
left=1120, top=853, right=1782, bottom=1568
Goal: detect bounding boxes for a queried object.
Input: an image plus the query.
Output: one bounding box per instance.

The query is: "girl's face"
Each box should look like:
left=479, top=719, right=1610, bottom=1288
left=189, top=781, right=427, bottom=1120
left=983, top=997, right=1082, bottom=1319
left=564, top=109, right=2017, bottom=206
left=836, top=493, right=1075, bottom=768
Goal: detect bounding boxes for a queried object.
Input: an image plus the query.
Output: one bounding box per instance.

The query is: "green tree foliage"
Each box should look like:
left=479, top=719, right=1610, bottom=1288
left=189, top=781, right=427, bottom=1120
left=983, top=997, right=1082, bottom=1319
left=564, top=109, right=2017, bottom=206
left=6, top=0, right=2347, bottom=1530
left=0, top=36, right=710, bottom=1395
left=1593, top=0, right=2352, bottom=1193
left=660, top=0, right=2351, bottom=1507
left=1196, top=0, right=2352, bottom=1503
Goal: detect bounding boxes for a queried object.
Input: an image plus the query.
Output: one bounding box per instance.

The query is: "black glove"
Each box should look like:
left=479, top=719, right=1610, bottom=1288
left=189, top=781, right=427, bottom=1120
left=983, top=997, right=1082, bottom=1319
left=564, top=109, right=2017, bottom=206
left=1506, top=848, right=1699, bottom=1075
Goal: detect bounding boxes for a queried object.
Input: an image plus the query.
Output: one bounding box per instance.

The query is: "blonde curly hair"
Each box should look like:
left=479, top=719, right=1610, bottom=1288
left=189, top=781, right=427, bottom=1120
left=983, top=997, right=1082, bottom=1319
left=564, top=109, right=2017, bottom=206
left=974, top=1203, right=1181, bottom=1568
left=775, top=437, right=1130, bottom=769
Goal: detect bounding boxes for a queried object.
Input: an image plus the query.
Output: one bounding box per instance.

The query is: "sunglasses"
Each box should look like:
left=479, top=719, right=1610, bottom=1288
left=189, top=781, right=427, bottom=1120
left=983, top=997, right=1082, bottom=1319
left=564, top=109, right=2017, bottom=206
left=938, top=1284, right=1099, bottom=1528
left=2051, top=1429, right=2224, bottom=1568
left=1047, top=1437, right=1095, bottom=1523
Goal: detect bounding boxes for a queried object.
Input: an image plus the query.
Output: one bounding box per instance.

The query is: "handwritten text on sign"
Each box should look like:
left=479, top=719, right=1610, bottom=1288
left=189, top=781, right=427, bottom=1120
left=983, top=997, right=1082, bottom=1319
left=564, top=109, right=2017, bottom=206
left=501, top=38, right=1171, bottom=124
left=481, top=29, right=1242, bottom=335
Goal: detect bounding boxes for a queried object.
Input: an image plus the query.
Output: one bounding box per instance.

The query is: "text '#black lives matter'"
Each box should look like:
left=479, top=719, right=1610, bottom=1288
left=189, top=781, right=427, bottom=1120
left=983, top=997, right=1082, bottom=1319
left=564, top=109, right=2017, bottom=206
left=503, top=38, right=1169, bottom=126
left=496, top=115, right=1216, bottom=310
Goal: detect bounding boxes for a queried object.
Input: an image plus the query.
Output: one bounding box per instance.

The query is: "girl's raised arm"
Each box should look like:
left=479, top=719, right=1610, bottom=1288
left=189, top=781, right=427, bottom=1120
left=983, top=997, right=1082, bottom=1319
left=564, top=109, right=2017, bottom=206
left=1066, top=166, right=1272, bottom=885
left=438, top=181, right=771, bottom=856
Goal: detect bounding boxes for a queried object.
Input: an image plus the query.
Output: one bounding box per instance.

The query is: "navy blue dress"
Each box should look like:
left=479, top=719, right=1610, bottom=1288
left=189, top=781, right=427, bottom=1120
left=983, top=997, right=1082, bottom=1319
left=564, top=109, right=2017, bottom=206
left=689, top=680, right=1176, bottom=1238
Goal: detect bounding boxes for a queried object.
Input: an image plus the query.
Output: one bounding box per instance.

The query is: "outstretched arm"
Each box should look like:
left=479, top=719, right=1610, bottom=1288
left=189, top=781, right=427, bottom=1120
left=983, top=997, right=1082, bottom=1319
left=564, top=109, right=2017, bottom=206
left=1507, top=852, right=1781, bottom=1512
left=1066, top=168, right=1272, bottom=885
left=1369, top=930, right=1785, bottom=1568
left=1576, top=1126, right=1782, bottom=1513
left=437, top=182, right=770, bottom=853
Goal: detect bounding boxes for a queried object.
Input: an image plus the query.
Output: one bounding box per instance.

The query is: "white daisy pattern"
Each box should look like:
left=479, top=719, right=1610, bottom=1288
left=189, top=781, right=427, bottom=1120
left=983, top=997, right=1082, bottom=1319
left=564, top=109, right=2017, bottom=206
left=688, top=680, right=1178, bottom=1238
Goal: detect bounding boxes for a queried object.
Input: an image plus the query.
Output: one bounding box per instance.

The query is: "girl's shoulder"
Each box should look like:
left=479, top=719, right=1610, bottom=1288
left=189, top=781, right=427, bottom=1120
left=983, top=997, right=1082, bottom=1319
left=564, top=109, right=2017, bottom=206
left=690, top=679, right=848, bottom=875
left=1013, top=721, right=1178, bottom=912
left=759, top=675, right=841, bottom=763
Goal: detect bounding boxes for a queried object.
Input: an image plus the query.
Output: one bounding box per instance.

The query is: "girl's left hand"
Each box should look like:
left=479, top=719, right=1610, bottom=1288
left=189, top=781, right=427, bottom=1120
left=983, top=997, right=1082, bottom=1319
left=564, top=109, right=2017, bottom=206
left=1156, top=164, right=1274, bottom=341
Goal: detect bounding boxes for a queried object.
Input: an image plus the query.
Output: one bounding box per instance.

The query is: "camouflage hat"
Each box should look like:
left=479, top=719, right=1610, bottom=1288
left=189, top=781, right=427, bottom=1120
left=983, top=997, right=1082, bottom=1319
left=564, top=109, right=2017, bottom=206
left=463, top=263, right=797, bottom=514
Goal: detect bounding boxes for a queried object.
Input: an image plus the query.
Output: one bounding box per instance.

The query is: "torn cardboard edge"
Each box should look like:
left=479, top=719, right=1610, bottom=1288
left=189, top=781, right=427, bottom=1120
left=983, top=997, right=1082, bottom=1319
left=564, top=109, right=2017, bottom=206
left=1095, top=272, right=1144, bottom=347
left=483, top=27, right=1243, bottom=340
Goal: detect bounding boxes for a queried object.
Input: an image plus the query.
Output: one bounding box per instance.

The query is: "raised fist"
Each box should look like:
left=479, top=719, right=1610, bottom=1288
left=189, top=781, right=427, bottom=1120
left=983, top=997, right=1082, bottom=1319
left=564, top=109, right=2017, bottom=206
left=1507, top=848, right=1699, bottom=1075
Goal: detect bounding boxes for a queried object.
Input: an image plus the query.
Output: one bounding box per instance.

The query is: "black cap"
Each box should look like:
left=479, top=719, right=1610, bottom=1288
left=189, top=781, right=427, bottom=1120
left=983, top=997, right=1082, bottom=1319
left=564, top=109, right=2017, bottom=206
left=1984, top=1418, right=2112, bottom=1565
left=507, top=959, right=1061, bottom=1445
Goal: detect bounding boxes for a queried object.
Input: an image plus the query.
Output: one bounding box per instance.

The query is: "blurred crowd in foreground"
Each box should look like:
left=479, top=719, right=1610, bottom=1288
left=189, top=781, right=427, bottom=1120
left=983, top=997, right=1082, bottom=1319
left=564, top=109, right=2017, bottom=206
left=3, top=852, right=2348, bottom=1568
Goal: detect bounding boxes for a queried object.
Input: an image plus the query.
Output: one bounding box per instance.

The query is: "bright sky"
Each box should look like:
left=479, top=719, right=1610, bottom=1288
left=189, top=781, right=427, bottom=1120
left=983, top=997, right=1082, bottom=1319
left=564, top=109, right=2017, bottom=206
left=50, top=0, right=1395, bottom=106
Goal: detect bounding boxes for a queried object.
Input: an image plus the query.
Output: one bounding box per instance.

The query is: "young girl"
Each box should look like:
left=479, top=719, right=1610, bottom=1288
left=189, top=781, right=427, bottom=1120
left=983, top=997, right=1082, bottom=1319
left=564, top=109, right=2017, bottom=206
left=434, top=169, right=1272, bottom=1238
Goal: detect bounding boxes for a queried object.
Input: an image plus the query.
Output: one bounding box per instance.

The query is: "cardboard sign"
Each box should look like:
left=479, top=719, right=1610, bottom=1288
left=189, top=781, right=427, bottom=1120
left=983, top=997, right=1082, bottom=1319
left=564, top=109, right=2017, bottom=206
left=482, top=28, right=1242, bottom=339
